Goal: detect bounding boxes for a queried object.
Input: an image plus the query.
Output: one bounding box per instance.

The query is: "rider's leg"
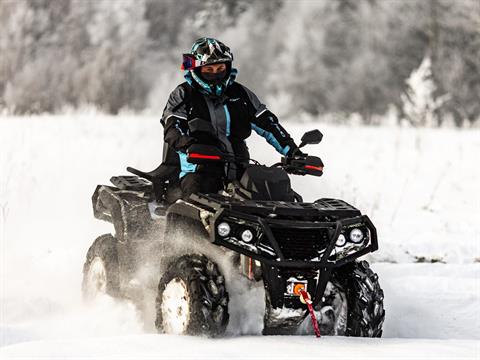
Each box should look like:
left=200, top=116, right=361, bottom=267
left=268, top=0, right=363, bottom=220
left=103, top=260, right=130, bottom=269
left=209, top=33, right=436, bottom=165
left=180, top=172, right=223, bottom=199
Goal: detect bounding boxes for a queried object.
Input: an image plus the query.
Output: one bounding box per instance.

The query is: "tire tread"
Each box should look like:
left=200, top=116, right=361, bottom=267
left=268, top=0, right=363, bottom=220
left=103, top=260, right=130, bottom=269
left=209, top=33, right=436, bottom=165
left=155, top=254, right=229, bottom=337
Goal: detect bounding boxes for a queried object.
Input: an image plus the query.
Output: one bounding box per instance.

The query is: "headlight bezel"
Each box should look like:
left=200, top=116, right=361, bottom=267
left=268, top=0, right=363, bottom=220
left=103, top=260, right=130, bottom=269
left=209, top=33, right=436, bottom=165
left=349, top=228, right=364, bottom=244
left=240, top=228, right=254, bottom=243
left=217, top=222, right=231, bottom=237
left=336, top=233, right=347, bottom=247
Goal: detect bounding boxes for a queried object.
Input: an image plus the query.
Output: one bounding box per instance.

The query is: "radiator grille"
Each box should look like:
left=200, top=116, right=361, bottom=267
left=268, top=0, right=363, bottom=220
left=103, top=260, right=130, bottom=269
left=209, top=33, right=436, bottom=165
left=269, top=227, right=330, bottom=260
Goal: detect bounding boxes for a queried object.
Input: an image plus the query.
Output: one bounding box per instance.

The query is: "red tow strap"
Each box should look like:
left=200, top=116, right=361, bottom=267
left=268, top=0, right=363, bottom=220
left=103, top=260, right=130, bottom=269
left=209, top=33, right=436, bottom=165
left=299, top=290, right=321, bottom=338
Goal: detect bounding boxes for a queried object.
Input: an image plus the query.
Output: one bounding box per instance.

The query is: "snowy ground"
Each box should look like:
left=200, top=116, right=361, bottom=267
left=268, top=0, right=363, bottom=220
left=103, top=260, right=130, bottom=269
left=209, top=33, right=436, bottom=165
left=1, top=114, right=479, bottom=359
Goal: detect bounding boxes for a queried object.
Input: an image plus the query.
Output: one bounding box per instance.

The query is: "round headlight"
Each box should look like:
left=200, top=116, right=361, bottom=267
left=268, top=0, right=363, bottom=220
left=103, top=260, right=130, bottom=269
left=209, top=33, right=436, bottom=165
left=336, top=234, right=347, bottom=247
left=217, top=222, right=231, bottom=237
left=349, top=228, right=364, bottom=243
left=241, top=229, right=254, bottom=243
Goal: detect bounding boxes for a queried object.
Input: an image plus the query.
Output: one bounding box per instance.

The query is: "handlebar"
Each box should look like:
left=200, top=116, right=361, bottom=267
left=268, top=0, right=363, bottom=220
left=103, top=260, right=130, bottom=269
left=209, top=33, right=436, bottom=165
left=187, top=144, right=323, bottom=177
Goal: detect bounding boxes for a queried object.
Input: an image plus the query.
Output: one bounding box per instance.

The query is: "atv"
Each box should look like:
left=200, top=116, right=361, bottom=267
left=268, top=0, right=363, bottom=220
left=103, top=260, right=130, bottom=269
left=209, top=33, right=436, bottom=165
left=82, top=122, right=385, bottom=337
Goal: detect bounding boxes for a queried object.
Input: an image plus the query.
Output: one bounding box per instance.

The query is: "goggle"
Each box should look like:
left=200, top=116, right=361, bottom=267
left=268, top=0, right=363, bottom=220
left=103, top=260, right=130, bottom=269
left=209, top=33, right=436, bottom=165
left=181, top=54, right=203, bottom=70
left=181, top=53, right=232, bottom=71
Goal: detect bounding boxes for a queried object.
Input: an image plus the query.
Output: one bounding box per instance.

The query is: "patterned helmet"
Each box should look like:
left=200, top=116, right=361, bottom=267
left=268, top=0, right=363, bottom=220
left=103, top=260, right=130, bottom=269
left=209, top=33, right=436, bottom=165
left=181, top=37, right=233, bottom=70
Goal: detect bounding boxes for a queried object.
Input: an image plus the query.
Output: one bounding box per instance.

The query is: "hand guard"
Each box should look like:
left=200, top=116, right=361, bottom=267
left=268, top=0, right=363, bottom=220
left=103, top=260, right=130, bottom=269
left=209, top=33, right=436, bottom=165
left=282, top=154, right=324, bottom=177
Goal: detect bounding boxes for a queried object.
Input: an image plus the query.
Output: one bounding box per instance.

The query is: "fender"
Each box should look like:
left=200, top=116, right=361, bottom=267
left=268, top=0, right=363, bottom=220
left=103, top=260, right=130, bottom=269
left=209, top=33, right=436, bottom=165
left=165, top=199, right=213, bottom=239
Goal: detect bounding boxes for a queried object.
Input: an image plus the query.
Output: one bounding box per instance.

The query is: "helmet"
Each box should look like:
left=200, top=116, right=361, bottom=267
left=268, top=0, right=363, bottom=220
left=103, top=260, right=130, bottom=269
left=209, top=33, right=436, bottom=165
left=181, top=37, right=233, bottom=70
left=182, top=38, right=236, bottom=97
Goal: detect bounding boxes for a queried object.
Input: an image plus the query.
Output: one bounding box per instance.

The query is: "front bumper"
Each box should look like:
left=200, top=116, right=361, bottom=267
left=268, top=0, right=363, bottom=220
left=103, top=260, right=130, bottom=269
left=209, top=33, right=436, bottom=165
left=210, top=208, right=378, bottom=269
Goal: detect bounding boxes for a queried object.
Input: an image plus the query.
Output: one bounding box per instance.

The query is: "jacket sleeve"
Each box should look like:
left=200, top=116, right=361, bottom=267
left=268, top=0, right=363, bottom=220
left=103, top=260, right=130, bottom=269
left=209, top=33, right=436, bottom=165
left=161, top=85, right=195, bottom=151
left=241, top=85, right=297, bottom=156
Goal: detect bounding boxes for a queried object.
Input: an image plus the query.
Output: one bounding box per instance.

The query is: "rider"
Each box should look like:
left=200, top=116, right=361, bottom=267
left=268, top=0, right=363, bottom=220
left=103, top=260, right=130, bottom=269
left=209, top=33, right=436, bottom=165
left=161, top=37, right=302, bottom=199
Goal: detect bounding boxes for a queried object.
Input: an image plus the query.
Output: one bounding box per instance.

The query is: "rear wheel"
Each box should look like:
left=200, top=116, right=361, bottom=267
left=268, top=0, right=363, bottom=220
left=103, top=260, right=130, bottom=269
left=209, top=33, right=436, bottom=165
left=155, top=254, right=229, bottom=337
left=82, top=234, right=120, bottom=300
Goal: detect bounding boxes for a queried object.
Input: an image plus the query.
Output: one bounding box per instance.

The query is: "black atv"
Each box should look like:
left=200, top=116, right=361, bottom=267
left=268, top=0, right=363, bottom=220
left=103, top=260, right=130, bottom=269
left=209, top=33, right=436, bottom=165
left=82, top=123, right=385, bottom=337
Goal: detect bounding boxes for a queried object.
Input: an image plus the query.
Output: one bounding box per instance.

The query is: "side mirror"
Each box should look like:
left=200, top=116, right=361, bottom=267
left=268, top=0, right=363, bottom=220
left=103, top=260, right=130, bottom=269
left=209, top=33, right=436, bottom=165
left=299, top=129, right=323, bottom=148
left=188, top=118, right=216, bottom=136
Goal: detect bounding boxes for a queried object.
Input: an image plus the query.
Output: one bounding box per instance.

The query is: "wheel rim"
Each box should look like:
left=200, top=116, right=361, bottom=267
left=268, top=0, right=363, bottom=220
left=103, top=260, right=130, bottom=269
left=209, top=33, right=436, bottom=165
left=317, top=281, right=348, bottom=335
left=161, top=278, right=191, bottom=334
left=85, top=256, right=107, bottom=299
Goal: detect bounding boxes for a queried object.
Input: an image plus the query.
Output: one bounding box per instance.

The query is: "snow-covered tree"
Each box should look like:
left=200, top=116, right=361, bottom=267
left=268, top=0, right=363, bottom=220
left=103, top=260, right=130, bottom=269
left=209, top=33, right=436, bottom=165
left=0, top=0, right=478, bottom=123
left=402, top=56, right=449, bottom=127
left=81, top=0, right=150, bottom=113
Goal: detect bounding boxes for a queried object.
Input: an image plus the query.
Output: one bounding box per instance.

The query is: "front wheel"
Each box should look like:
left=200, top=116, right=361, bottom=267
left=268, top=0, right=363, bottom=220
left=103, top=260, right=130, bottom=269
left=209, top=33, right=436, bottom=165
left=333, top=260, right=385, bottom=337
left=155, top=254, right=229, bottom=337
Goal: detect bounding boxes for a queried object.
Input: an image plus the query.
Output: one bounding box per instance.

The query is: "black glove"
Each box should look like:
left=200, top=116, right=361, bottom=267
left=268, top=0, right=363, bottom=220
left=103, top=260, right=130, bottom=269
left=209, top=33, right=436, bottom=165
left=177, top=136, right=196, bottom=151
left=289, top=147, right=307, bottom=158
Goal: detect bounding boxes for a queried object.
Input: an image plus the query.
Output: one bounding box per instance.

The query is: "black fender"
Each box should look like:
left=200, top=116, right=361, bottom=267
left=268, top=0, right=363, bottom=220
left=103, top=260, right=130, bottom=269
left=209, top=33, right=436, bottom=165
left=165, top=199, right=212, bottom=239
left=92, top=185, right=155, bottom=242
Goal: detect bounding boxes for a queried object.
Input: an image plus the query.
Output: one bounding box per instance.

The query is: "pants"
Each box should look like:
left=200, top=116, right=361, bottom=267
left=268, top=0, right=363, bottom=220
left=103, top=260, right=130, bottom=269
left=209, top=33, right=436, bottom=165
left=179, top=161, right=248, bottom=199
left=180, top=172, right=224, bottom=199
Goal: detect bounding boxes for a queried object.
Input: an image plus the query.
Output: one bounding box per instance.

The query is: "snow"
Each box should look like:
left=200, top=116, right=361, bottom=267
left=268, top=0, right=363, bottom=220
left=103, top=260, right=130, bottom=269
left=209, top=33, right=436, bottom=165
left=1, top=334, right=478, bottom=359
left=1, top=114, right=479, bottom=358
left=376, top=263, right=480, bottom=340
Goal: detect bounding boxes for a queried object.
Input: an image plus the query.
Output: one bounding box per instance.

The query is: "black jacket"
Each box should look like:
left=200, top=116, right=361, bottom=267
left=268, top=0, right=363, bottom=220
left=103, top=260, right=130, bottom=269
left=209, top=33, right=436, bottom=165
left=161, top=81, right=297, bottom=178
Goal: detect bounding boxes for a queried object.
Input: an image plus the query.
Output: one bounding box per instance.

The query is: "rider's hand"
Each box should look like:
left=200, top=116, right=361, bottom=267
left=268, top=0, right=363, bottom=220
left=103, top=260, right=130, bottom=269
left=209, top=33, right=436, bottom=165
left=177, top=136, right=196, bottom=151
left=289, top=147, right=307, bottom=158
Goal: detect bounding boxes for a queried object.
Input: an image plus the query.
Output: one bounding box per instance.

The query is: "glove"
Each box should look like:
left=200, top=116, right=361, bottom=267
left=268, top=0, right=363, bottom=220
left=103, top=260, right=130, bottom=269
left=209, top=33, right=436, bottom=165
left=289, top=147, right=307, bottom=158
left=177, top=135, right=196, bottom=151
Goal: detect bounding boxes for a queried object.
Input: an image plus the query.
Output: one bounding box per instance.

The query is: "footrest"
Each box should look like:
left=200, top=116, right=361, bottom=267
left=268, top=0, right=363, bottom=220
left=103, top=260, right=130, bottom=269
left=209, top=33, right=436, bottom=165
left=110, top=176, right=152, bottom=191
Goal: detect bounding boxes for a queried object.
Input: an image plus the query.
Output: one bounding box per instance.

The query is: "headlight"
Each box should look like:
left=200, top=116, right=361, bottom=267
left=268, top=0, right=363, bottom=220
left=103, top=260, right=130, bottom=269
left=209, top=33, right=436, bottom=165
left=349, top=228, right=364, bottom=243
left=217, top=222, right=231, bottom=237
left=336, top=234, right=347, bottom=247
left=241, top=229, right=254, bottom=243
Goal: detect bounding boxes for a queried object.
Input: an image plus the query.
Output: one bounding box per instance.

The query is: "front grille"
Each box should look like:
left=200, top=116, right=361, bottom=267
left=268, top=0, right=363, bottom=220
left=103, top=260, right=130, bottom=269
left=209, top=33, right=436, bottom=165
left=270, top=227, right=330, bottom=260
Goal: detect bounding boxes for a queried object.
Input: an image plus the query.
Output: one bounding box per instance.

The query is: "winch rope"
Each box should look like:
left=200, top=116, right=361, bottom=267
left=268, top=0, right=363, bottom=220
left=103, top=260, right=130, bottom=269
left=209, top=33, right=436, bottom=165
left=299, top=289, right=321, bottom=338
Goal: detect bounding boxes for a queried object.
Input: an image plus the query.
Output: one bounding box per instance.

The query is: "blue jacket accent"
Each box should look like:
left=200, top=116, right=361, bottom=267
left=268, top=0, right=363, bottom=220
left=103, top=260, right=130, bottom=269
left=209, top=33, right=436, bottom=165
left=177, top=151, right=197, bottom=178
left=251, top=123, right=290, bottom=156
left=224, top=105, right=231, bottom=137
